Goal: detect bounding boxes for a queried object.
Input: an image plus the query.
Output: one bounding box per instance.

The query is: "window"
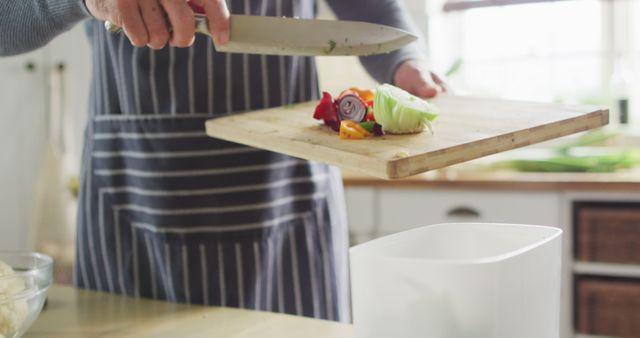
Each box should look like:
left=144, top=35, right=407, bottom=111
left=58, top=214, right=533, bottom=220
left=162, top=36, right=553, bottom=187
left=426, top=0, right=640, bottom=126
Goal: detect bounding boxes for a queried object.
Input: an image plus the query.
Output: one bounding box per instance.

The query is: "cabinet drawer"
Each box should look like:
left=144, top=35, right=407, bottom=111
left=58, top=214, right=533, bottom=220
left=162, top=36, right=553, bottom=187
left=575, top=276, right=640, bottom=337
left=378, top=189, right=561, bottom=235
left=575, top=202, right=640, bottom=265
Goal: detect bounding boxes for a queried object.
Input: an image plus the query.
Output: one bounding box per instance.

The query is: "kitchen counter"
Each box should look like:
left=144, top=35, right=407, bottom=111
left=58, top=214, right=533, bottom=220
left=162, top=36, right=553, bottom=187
left=27, top=286, right=354, bottom=338
left=342, top=165, right=640, bottom=191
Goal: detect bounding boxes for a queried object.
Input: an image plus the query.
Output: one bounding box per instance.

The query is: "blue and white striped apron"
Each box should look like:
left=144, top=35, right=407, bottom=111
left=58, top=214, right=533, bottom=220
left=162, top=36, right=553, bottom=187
left=73, top=0, right=350, bottom=322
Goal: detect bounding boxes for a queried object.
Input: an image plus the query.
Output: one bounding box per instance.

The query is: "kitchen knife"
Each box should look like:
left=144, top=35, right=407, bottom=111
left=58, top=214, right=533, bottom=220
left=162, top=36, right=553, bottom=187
left=105, top=14, right=418, bottom=56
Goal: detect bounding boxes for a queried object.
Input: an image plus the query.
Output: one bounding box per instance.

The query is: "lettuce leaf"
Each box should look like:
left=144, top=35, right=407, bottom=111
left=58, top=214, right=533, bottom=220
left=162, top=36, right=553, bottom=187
left=373, top=84, right=439, bottom=134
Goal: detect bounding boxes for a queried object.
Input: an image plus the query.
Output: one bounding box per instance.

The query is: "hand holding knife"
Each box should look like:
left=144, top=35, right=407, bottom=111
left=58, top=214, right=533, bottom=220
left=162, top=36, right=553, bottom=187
left=99, top=0, right=417, bottom=56
left=87, top=0, right=229, bottom=49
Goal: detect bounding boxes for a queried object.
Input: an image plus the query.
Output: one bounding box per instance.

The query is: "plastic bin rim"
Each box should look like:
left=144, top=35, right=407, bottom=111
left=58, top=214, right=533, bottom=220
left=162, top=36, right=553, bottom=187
left=349, top=222, right=563, bottom=265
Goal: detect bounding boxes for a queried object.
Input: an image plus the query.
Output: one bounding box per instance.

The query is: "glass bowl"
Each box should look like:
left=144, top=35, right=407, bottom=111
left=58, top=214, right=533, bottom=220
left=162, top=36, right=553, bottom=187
left=0, top=252, right=53, bottom=338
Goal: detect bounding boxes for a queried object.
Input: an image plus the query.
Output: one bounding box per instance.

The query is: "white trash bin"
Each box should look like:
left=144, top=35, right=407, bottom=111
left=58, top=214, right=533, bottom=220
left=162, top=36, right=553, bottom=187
left=349, top=223, right=563, bottom=338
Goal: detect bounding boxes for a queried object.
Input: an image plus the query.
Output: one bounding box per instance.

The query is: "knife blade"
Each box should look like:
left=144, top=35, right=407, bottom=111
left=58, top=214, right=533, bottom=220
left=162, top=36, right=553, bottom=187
left=106, top=14, right=418, bottom=56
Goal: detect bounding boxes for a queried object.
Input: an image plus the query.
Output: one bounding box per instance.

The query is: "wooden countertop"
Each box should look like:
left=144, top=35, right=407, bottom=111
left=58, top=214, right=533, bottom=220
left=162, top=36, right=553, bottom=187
left=341, top=165, right=640, bottom=191
left=26, top=286, right=354, bottom=338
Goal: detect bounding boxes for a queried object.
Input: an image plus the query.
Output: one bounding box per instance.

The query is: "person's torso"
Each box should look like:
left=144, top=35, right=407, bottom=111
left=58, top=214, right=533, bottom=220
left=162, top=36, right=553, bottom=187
left=74, top=0, right=351, bottom=322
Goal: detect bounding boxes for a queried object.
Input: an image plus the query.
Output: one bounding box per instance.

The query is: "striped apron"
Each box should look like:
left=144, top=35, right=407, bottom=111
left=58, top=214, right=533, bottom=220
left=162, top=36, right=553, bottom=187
left=73, top=0, right=351, bottom=322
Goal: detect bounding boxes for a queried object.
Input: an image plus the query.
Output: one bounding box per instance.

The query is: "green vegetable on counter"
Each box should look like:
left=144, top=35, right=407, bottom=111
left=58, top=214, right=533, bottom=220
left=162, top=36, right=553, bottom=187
left=500, top=150, right=640, bottom=173
left=555, top=129, right=621, bottom=155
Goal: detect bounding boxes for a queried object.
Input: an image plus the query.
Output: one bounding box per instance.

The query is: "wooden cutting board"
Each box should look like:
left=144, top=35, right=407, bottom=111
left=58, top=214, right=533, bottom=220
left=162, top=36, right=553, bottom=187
left=205, top=95, right=608, bottom=179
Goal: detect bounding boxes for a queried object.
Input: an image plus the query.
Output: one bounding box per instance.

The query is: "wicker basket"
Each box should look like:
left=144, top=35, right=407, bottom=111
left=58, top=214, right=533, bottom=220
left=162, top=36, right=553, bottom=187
left=575, top=276, right=640, bottom=337
left=575, top=202, right=640, bottom=265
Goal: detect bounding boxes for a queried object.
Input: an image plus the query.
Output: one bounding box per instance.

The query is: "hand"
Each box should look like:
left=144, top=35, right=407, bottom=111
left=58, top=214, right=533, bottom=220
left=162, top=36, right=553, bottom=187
left=393, top=59, right=449, bottom=98
left=85, top=0, right=230, bottom=49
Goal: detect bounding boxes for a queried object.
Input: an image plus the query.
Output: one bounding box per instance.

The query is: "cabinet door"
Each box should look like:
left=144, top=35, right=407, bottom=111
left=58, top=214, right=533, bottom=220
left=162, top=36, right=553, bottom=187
left=377, top=188, right=562, bottom=235
left=0, top=50, right=48, bottom=250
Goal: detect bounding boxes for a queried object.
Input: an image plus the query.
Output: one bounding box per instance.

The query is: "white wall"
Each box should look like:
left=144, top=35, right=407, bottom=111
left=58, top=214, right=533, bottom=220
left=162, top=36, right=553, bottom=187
left=0, top=23, right=91, bottom=251
left=0, top=50, right=48, bottom=250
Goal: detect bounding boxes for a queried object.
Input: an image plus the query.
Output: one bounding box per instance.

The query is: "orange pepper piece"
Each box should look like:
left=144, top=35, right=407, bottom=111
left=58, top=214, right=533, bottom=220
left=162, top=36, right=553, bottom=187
left=340, top=120, right=366, bottom=139
left=339, top=120, right=372, bottom=139
left=349, top=121, right=373, bottom=136
left=349, top=87, right=375, bottom=102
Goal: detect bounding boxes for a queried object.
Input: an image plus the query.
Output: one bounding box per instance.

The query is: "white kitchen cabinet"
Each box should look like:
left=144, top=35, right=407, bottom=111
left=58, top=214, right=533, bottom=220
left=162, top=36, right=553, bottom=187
left=344, top=184, right=640, bottom=338
left=345, top=187, right=563, bottom=241
left=561, top=191, right=640, bottom=338
left=376, top=188, right=562, bottom=235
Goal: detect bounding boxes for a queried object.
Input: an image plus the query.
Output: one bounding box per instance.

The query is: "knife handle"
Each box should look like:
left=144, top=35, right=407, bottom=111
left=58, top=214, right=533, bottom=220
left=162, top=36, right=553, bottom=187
left=104, top=14, right=210, bottom=37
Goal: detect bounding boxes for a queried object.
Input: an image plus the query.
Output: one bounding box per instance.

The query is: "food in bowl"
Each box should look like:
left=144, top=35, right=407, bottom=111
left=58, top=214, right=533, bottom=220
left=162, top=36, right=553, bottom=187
left=0, top=253, right=52, bottom=338
left=0, top=261, right=28, bottom=338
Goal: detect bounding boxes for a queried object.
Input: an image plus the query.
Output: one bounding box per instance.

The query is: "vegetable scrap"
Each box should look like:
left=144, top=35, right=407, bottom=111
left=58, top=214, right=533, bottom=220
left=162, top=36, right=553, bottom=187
left=374, top=84, right=439, bottom=134
left=313, top=84, right=439, bottom=140
left=324, top=40, right=337, bottom=55
left=313, top=87, right=379, bottom=139
left=337, top=90, right=368, bottom=122
left=339, top=120, right=372, bottom=140
left=313, top=91, right=341, bottom=131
